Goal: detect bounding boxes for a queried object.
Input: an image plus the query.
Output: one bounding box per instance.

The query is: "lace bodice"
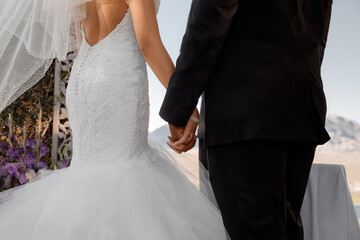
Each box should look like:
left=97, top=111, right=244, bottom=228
left=66, top=0, right=160, bottom=169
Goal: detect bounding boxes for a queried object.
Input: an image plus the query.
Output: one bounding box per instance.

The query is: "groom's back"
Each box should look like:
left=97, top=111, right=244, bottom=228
left=204, top=0, right=332, bottom=146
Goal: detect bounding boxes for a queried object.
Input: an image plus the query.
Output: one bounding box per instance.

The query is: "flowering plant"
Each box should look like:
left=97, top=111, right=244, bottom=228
left=0, top=136, right=49, bottom=189
left=0, top=112, right=67, bottom=191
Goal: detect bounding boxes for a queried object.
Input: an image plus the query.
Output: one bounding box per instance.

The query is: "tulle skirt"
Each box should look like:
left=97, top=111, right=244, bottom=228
left=0, top=143, right=227, bottom=240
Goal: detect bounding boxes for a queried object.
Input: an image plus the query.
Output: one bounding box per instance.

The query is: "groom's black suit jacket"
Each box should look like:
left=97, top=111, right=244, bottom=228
left=160, top=0, right=332, bottom=147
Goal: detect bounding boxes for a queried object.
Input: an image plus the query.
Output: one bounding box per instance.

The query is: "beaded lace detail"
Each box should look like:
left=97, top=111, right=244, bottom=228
left=66, top=0, right=160, bottom=169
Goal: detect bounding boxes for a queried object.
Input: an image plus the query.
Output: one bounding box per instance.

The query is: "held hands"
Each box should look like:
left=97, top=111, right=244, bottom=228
left=167, top=108, right=200, bottom=154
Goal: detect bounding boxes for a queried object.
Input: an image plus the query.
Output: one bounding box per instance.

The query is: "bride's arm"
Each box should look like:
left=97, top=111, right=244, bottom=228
left=128, top=0, right=174, bottom=89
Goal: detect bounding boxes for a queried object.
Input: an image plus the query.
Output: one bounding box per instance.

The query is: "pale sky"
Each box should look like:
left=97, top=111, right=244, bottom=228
left=148, top=0, right=360, bottom=131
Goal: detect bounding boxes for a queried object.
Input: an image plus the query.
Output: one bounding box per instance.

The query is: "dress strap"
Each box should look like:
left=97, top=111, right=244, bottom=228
left=80, top=22, right=85, bottom=37
left=80, top=22, right=84, bottom=32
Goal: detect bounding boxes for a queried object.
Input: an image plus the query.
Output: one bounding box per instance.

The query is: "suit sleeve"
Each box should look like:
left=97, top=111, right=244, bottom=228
left=159, top=0, right=239, bottom=127
left=320, top=0, right=333, bottom=64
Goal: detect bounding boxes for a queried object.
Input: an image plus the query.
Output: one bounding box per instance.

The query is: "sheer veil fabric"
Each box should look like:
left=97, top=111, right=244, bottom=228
left=0, top=0, right=91, bottom=113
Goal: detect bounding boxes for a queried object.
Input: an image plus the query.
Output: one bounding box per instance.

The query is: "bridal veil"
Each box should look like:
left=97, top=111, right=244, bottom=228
left=0, top=0, right=92, bottom=113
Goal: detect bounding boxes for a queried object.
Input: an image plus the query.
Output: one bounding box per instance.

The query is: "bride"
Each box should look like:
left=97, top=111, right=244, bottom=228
left=0, top=0, right=228, bottom=239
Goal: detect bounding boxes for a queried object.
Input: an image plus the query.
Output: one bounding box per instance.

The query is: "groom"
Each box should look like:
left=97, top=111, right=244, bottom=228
left=160, top=0, right=333, bottom=239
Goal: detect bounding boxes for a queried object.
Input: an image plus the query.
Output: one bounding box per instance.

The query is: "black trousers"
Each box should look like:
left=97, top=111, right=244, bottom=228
left=206, top=140, right=316, bottom=240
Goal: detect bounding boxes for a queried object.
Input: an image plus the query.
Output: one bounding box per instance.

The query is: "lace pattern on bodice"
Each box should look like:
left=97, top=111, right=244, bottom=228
left=66, top=0, right=160, bottom=169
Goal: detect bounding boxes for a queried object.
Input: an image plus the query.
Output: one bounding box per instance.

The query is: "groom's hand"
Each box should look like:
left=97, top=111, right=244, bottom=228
left=167, top=108, right=199, bottom=154
left=167, top=123, right=185, bottom=154
left=168, top=134, right=197, bottom=154
left=168, top=123, right=184, bottom=142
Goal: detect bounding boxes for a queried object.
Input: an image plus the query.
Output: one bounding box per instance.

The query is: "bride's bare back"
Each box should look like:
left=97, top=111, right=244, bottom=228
left=81, top=0, right=128, bottom=47
left=81, top=0, right=175, bottom=90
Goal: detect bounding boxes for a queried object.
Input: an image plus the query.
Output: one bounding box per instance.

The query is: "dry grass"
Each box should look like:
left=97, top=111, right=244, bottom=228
left=169, top=149, right=360, bottom=205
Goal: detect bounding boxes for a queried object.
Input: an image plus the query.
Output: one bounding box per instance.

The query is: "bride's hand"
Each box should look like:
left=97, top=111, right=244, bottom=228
left=167, top=108, right=199, bottom=153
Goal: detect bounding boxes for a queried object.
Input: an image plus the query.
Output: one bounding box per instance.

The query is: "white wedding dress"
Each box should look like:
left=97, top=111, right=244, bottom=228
left=0, top=2, right=228, bottom=239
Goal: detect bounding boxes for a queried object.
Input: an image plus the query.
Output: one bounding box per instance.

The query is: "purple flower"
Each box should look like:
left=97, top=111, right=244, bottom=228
left=24, top=151, right=36, bottom=168
left=39, top=143, right=49, bottom=158
left=19, top=147, right=25, bottom=154
left=6, top=164, right=19, bottom=177
left=0, top=142, right=9, bottom=151
left=1, top=156, right=8, bottom=166
left=36, top=161, right=48, bottom=170
left=60, top=159, right=68, bottom=169
left=25, top=138, right=35, bottom=150
left=10, top=135, right=15, bottom=144
left=17, top=172, right=28, bottom=185
left=6, top=148, right=21, bottom=161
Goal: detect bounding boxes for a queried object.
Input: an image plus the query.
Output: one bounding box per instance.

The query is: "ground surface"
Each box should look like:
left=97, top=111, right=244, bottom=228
left=169, top=149, right=360, bottom=223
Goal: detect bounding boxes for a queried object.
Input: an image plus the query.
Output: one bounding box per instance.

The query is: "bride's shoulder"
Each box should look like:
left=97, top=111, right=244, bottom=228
left=127, top=0, right=160, bottom=14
